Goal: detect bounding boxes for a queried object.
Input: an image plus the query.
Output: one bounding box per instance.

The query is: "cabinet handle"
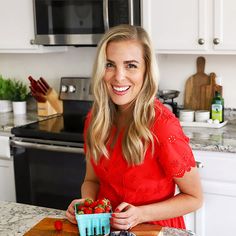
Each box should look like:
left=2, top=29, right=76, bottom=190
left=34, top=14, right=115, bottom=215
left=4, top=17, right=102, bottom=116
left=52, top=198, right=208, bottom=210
left=213, top=38, right=220, bottom=45
left=196, top=161, right=204, bottom=168
left=198, top=38, right=205, bottom=45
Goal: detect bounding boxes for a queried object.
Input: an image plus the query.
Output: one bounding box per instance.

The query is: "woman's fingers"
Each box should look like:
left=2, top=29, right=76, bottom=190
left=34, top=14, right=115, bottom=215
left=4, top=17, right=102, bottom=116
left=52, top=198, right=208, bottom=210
left=65, top=199, right=83, bottom=224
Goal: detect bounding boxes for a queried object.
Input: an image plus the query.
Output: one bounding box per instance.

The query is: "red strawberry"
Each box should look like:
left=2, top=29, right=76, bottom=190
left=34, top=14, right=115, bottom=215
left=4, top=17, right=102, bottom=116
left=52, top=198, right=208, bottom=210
left=84, top=207, right=93, bottom=214
left=94, top=206, right=105, bottom=214
left=105, top=205, right=112, bottom=213
left=54, top=220, right=63, bottom=231
left=90, top=200, right=99, bottom=208
left=84, top=198, right=93, bottom=207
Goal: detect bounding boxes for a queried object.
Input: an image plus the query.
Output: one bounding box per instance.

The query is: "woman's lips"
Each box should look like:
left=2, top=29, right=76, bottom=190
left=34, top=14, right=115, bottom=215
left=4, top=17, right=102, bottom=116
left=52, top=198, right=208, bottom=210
left=112, top=85, right=130, bottom=95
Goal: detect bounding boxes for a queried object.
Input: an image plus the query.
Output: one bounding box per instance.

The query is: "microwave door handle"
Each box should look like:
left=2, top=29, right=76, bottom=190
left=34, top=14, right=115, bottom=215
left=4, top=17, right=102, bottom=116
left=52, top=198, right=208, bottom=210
left=128, top=0, right=134, bottom=25
left=103, top=0, right=109, bottom=30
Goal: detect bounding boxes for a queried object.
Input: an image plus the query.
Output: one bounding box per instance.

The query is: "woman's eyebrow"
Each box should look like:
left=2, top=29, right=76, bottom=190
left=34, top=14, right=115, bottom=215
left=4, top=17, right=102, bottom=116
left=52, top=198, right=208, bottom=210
left=124, top=60, right=139, bottom=64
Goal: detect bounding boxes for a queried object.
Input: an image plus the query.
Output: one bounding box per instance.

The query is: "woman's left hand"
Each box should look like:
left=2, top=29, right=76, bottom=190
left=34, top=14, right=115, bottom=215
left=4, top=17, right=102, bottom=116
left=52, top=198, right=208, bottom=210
left=111, top=202, right=143, bottom=230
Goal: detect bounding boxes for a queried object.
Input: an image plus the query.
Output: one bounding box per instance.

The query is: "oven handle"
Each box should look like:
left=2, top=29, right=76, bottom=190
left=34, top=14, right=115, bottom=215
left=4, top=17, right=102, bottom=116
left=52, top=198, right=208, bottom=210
left=10, top=140, right=84, bottom=154
left=103, top=0, right=109, bottom=31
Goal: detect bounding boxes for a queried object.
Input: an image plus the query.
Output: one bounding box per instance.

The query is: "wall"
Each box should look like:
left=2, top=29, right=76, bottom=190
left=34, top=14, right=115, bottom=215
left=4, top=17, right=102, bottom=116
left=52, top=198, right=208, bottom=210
left=157, top=54, right=236, bottom=108
left=0, top=48, right=236, bottom=108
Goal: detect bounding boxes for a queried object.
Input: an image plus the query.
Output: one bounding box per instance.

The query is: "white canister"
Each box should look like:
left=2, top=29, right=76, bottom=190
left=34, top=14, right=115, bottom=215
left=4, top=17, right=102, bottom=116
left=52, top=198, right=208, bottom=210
left=179, top=110, right=195, bottom=122
left=195, top=110, right=210, bottom=122
left=12, top=101, right=27, bottom=115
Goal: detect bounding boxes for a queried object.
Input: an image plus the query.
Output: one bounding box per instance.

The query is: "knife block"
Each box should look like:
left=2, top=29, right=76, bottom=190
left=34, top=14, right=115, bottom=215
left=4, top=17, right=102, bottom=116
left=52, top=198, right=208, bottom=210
left=37, top=101, right=58, bottom=116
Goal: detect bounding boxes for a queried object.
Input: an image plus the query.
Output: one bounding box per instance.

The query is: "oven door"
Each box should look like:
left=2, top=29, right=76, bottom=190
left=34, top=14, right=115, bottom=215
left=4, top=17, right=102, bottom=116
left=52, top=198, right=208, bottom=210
left=11, top=137, right=86, bottom=210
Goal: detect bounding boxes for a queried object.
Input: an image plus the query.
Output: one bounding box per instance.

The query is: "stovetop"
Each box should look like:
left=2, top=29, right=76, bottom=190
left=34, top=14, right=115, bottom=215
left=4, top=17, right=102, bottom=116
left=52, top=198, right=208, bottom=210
left=11, top=114, right=87, bottom=143
left=11, top=77, right=93, bottom=143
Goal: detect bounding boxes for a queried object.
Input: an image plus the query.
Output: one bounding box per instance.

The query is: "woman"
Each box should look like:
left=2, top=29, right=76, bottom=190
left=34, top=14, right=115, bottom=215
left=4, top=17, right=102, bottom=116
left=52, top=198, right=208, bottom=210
left=66, top=24, right=203, bottom=230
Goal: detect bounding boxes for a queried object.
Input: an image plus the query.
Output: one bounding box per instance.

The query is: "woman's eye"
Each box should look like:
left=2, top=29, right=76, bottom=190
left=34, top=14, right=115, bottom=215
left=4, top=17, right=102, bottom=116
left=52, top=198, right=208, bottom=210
left=127, top=63, right=137, bottom=69
left=105, top=62, right=114, bottom=68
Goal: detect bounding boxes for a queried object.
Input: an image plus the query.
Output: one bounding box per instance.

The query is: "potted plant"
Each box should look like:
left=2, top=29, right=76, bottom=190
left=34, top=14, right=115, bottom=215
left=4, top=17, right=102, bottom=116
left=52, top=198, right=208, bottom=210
left=11, top=80, right=30, bottom=115
left=0, top=75, right=14, bottom=113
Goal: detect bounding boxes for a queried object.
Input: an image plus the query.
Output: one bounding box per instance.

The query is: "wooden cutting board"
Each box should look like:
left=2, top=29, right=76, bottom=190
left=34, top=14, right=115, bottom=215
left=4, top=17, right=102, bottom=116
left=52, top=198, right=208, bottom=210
left=200, top=72, right=223, bottom=110
left=24, top=218, right=162, bottom=236
left=184, top=56, right=210, bottom=110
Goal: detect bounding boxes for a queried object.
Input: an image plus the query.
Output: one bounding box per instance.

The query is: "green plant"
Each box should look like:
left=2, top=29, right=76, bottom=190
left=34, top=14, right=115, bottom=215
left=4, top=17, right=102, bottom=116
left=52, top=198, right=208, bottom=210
left=11, top=80, right=30, bottom=101
left=0, top=75, right=14, bottom=100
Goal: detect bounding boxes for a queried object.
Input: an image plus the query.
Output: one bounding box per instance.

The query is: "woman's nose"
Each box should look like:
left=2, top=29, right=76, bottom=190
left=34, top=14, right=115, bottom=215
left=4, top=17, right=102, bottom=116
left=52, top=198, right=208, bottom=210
left=114, top=68, right=125, bottom=81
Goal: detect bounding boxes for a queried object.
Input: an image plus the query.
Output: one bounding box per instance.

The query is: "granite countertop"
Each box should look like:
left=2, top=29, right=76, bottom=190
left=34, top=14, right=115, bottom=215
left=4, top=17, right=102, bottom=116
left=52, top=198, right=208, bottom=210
left=0, top=111, right=58, bottom=134
left=0, top=201, right=193, bottom=236
left=1, top=110, right=236, bottom=153
left=183, top=123, right=236, bottom=153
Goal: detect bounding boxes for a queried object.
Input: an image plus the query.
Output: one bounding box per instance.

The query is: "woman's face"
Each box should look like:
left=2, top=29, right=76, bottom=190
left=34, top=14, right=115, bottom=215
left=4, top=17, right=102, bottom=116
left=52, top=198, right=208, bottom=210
left=103, top=40, right=146, bottom=112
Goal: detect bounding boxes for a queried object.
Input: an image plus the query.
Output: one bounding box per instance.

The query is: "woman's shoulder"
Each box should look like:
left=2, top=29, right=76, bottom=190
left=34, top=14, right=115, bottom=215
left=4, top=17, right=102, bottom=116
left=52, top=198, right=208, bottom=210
left=152, top=99, right=182, bottom=138
left=153, top=99, right=178, bottom=124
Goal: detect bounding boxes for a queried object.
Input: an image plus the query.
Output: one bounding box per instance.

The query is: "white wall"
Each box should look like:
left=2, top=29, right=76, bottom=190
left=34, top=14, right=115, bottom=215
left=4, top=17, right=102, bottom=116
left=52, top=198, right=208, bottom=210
left=0, top=48, right=236, bottom=108
left=158, top=54, right=236, bottom=108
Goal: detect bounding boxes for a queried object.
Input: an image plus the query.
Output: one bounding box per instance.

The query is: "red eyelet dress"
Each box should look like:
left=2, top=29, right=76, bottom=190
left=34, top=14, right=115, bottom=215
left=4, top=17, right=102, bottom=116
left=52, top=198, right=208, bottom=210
left=84, top=99, right=196, bottom=229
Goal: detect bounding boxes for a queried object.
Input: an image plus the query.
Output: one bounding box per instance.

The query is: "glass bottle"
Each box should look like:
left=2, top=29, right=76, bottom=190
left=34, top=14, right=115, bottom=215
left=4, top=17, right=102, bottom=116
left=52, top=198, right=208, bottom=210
left=211, top=91, right=224, bottom=123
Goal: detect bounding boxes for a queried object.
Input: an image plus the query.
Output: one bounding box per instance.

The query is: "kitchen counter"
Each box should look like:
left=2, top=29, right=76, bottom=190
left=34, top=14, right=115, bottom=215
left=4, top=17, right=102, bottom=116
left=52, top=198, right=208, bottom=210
left=0, top=201, right=193, bottom=236
left=183, top=123, right=236, bottom=153
left=0, top=111, right=58, bottom=134
left=1, top=110, right=236, bottom=153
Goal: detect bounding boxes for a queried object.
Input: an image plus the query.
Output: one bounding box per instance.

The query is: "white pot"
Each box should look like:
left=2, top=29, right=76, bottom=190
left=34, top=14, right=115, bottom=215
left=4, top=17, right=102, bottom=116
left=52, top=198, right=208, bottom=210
left=0, top=100, right=13, bottom=113
left=12, top=101, right=27, bottom=115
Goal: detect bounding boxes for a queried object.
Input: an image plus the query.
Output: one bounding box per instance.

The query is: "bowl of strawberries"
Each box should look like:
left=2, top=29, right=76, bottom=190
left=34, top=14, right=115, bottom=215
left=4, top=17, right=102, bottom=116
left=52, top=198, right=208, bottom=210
left=75, top=198, right=112, bottom=236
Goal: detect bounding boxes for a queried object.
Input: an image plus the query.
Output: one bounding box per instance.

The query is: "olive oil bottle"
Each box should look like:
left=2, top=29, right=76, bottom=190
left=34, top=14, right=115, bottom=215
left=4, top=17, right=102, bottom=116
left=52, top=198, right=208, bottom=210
left=211, top=91, right=224, bottom=123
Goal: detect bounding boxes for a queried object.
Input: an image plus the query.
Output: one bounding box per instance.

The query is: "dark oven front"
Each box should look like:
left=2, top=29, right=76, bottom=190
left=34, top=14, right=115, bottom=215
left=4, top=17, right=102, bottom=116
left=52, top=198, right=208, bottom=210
left=11, top=137, right=86, bottom=210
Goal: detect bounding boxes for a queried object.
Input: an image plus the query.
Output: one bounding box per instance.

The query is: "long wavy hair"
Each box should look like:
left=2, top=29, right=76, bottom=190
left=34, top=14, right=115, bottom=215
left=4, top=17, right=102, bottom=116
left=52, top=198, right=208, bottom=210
left=86, top=24, right=159, bottom=165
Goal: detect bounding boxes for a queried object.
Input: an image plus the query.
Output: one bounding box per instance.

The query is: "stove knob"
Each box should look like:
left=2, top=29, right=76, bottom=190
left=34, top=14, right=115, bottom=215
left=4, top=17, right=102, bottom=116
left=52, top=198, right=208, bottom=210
left=68, top=85, right=76, bottom=93
left=61, top=85, right=68, bottom=93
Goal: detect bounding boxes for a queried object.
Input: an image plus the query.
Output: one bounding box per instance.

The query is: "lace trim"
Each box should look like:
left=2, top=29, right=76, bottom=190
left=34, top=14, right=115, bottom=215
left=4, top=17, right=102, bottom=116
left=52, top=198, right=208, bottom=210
left=159, top=135, right=195, bottom=178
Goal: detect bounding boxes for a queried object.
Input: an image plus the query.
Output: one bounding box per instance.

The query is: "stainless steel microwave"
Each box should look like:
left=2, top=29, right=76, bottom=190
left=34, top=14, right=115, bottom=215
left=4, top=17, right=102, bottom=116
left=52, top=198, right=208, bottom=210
left=32, top=0, right=141, bottom=46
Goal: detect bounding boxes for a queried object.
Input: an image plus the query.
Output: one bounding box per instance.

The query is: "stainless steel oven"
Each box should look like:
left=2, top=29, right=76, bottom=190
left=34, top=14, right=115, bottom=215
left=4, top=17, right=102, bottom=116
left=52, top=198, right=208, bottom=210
left=11, top=77, right=92, bottom=210
left=32, top=0, right=141, bottom=46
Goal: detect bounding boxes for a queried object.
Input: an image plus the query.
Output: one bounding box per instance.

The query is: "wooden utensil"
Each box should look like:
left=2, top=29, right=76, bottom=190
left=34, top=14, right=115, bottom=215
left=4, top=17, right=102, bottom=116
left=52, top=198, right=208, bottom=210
left=24, top=217, right=162, bottom=236
left=184, top=56, right=210, bottom=110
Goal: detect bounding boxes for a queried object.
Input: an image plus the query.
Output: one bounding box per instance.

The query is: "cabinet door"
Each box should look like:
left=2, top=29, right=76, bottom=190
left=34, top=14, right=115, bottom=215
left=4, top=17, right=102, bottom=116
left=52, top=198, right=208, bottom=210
left=0, top=0, right=38, bottom=50
left=193, top=151, right=236, bottom=236
left=0, top=0, right=66, bottom=53
left=213, top=0, right=236, bottom=51
left=0, top=159, right=16, bottom=202
left=143, top=0, right=207, bottom=52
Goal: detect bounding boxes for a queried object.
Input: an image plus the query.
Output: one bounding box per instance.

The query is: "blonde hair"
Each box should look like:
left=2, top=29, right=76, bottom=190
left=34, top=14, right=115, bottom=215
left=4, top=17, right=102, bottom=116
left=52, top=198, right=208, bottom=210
left=86, top=24, right=159, bottom=165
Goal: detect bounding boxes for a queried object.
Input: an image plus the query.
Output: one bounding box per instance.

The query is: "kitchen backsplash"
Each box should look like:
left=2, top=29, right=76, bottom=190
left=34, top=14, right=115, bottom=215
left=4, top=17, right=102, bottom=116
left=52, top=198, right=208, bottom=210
left=1, top=49, right=236, bottom=108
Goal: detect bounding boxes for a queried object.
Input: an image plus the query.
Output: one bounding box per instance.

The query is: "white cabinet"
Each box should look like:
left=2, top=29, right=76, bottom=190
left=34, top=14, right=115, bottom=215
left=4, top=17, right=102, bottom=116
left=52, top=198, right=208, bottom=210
left=184, top=150, right=236, bottom=236
left=0, top=158, right=16, bottom=202
left=0, top=0, right=66, bottom=53
left=142, top=0, right=236, bottom=54
left=0, top=134, right=16, bottom=202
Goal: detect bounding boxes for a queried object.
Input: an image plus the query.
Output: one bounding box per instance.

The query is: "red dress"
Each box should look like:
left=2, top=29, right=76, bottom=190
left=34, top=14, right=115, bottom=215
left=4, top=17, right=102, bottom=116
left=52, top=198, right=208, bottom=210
left=84, top=99, right=196, bottom=229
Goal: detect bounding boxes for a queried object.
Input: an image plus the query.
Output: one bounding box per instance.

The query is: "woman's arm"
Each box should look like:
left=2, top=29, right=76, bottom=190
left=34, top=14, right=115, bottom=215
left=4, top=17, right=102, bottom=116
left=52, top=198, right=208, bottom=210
left=81, top=159, right=100, bottom=200
left=66, top=159, right=100, bottom=223
left=111, top=167, right=203, bottom=229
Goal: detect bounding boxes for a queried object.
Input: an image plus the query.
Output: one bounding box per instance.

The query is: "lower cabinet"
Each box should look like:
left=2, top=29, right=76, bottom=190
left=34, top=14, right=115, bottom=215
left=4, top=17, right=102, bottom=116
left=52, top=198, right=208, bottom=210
left=0, top=158, right=16, bottom=202
left=184, top=150, right=236, bottom=236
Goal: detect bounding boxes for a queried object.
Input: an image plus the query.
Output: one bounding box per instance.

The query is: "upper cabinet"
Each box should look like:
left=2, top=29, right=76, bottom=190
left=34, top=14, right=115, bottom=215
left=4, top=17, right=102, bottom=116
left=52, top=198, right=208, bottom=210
left=0, top=0, right=66, bottom=53
left=142, top=0, right=236, bottom=54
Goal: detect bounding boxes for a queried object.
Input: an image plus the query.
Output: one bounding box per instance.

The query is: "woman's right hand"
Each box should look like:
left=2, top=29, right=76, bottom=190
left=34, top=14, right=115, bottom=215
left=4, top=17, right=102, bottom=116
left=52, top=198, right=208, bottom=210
left=66, top=199, right=84, bottom=224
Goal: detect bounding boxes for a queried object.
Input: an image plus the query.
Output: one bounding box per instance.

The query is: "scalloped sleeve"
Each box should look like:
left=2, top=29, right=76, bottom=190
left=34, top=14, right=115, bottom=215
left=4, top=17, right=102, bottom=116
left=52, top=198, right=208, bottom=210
left=155, top=115, right=196, bottom=178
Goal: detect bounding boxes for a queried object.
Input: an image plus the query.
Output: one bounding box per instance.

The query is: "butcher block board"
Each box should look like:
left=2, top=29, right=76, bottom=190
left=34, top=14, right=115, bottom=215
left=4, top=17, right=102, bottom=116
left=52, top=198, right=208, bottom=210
left=24, top=217, right=163, bottom=236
